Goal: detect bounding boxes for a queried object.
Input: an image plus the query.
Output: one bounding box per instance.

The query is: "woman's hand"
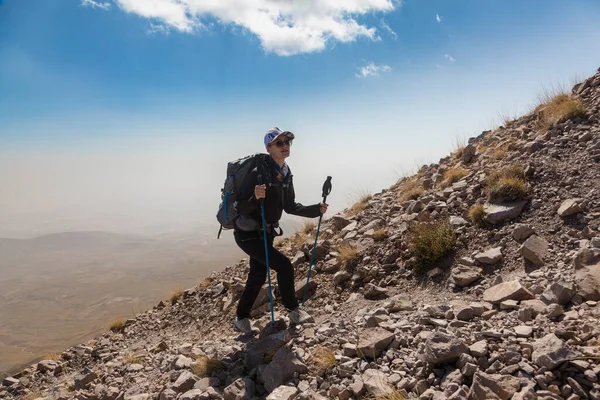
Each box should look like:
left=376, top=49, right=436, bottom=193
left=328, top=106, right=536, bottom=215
left=254, top=184, right=266, bottom=200
left=320, top=202, right=328, bottom=214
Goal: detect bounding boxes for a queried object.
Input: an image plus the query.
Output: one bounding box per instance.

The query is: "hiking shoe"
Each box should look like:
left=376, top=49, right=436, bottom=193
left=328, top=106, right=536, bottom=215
left=234, top=317, right=254, bottom=334
left=288, top=307, right=314, bottom=324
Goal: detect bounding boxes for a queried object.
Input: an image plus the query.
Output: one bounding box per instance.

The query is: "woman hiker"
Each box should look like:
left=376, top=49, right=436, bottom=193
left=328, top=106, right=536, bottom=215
left=233, top=127, right=328, bottom=334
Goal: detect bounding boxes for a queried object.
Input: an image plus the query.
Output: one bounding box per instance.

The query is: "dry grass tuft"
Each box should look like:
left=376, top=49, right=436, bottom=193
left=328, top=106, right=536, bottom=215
left=302, top=220, right=316, bottom=235
left=169, top=289, right=184, bottom=305
left=123, top=353, right=144, bottom=364
left=336, top=243, right=361, bottom=266
left=397, top=179, right=424, bottom=202
left=367, top=390, right=408, bottom=400
left=43, top=352, right=62, bottom=361
left=199, top=278, right=212, bottom=288
left=288, top=232, right=308, bottom=251
left=408, top=220, right=456, bottom=273
left=192, top=355, right=223, bottom=378
left=535, top=86, right=588, bottom=130
left=347, top=193, right=372, bottom=216
left=485, top=164, right=528, bottom=203
left=372, top=228, right=387, bottom=242
left=440, top=168, right=468, bottom=188
left=311, top=347, right=337, bottom=375
left=469, top=204, right=486, bottom=226
left=109, top=318, right=126, bottom=333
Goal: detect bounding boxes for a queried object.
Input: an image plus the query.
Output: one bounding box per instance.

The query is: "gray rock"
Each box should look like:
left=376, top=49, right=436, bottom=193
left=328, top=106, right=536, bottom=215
left=260, top=347, right=308, bottom=393
left=356, top=327, right=394, bottom=359
left=469, top=340, right=488, bottom=358
left=532, top=333, right=581, bottom=369
left=474, top=247, right=503, bottom=265
left=484, top=201, right=527, bottom=224
left=383, top=295, right=413, bottom=312
left=541, top=281, right=575, bottom=305
left=483, top=280, right=534, bottom=304
left=513, top=224, right=535, bottom=241
left=469, top=371, right=521, bottom=400
left=558, top=198, right=584, bottom=217
left=575, top=262, right=600, bottom=300
left=451, top=265, right=482, bottom=287
left=223, top=378, right=255, bottom=400
left=74, top=368, right=98, bottom=390
left=173, top=371, right=199, bottom=393
left=519, top=235, right=548, bottom=266
left=245, top=330, right=291, bottom=370
left=450, top=216, right=468, bottom=226
left=420, top=331, right=469, bottom=365
left=462, top=144, right=476, bottom=163
left=180, top=390, right=209, bottom=400
left=361, top=369, right=392, bottom=397
left=333, top=271, right=351, bottom=285
left=266, top=386, right=299, bottom=400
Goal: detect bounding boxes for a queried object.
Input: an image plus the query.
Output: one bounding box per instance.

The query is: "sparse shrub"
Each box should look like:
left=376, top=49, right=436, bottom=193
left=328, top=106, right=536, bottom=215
left=485, top=164, right=528, bottom=203
left=43, top=353, right=62, bottom=361
left=169, top=289, right=184, bottom=305
left=440, top=168, right=468, bottom=188
left=397, top=179, right=424, bottom=202
left=372, top=228, right=387, bottom=242
left=368, top=390, right=408, bottom=400
left=302, top=220, right=316, bottom=235
left=123, top=353, right=144, bottom=364
left=109, top=318, right=126, bottom=333
left=199, top=278, right=212, bottom=288
left=469, top=204, right=486, bottom=226
left=288, top=232, right=308, bottom=251
left=192, top=355, right=223, bottom=377
left=336, top=243, right=360, bottom=266
left=311, top=347, right=336, bottom=375
left=488, top=176, right=528, bottom=203
left=408, top=220, right=456, bottom=273
left=347, top=193, right=372, bottom=216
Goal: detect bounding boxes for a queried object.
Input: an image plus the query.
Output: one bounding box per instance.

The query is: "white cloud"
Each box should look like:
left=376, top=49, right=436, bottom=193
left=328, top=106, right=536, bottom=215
left=355, top=62, right=391, bottom=78
left=106, top=0, right=396, bottom=56
left=81, top=0, right=111, bottom=10
left=436, top=14, right=442, bottom=23
left=444, top=54, right=456, bottom=63
left=380, top=19, right=397, bottom=40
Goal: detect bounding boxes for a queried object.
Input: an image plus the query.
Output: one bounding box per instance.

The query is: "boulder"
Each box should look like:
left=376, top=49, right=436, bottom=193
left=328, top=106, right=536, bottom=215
left=483, top=280, right=534, bottom=304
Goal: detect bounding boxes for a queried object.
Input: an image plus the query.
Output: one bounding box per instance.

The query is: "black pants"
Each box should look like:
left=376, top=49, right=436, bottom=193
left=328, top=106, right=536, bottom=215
left=234, top=229, right=298, bottom=319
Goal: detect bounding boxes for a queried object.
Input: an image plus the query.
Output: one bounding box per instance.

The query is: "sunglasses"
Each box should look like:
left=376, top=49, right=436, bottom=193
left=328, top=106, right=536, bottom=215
left=271, top=139, right=293, bottom=148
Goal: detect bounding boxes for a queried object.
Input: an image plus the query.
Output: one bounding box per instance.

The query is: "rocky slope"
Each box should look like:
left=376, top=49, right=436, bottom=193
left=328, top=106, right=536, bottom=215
left=2, top=68, right=600, bottom=400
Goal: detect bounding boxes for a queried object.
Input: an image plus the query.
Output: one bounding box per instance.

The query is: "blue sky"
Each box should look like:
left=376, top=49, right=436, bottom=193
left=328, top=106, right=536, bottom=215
left=1, top=0, right=600, bottom=237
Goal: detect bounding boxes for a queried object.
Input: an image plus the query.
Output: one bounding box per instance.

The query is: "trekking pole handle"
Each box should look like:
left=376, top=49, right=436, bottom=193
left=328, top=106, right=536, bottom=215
left=257, top=175, right=265, bottom=205
left=321, top=176, right=332, bottom=203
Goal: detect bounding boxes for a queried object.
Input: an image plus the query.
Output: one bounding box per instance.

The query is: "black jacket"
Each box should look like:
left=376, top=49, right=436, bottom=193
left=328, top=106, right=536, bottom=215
left=236, top=155, right=321, bottom=231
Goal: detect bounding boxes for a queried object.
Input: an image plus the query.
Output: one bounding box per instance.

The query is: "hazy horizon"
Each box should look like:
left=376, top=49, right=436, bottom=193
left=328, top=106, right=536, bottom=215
left=2, top=0, right=600, bottom=239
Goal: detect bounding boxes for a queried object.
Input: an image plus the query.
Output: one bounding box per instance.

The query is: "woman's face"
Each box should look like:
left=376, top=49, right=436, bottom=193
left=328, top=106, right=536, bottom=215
left=266, top=136, right=292, bottom=159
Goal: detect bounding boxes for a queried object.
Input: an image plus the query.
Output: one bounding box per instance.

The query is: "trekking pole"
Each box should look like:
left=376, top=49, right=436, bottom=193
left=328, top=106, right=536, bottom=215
left=302, top=176, right=332, bottom=306
left=257, top=174, right=276, bottom=324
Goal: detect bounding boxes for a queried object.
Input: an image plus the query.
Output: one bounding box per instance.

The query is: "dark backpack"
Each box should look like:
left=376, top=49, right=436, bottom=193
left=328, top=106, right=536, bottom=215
left=216, top=153, right=270, bottom=238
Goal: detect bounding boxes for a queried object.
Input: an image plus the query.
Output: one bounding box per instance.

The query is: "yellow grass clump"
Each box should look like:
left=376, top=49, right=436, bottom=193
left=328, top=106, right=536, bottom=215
left=469, top=204, right=486, bottom=226
left=440, top=168, right=468, bottom=188
left=347, top=193, right=372, bottom=216
left=109, top=318, right=126, bottom=333
left=485, top=164, right=528, bottom=203
left=336, top=243, right=361, bottom=266
left=311, top=347, right=337, bottom=375
left=169, top=289, right=184, bottom=305
left=192, top=356, right=223, bottom=378
left=397, top=179, right=424, bottom=202
left=535, top=91, right=588, bottom=130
